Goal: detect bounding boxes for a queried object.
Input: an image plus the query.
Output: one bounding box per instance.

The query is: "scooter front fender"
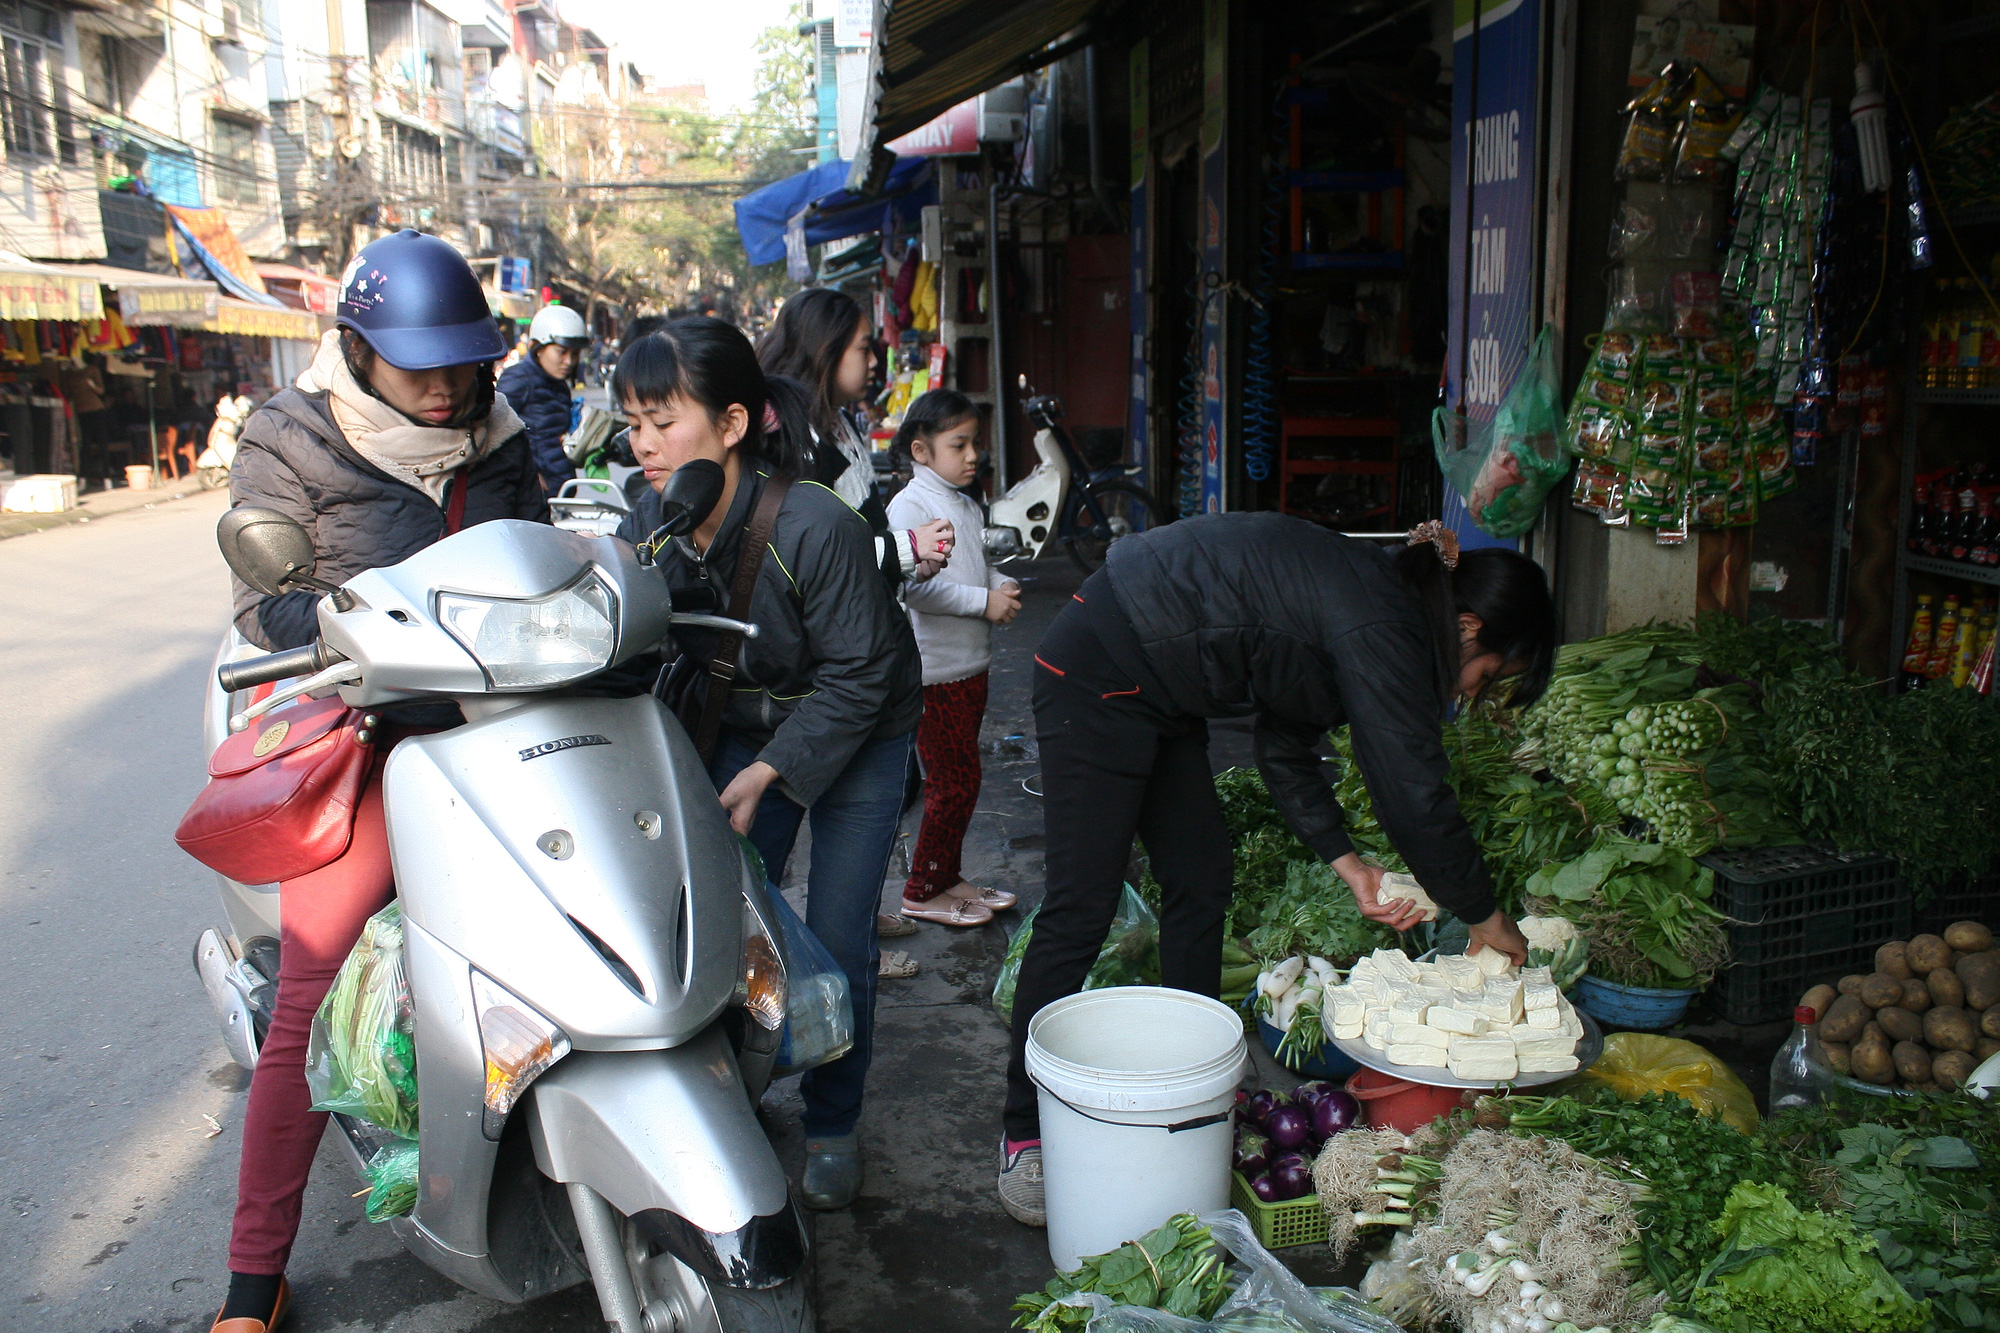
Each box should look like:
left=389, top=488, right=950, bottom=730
left=525, top=1029, right=801, bottom=1283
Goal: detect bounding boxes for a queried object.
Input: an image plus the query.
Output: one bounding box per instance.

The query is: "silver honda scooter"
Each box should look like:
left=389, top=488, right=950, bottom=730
left=190, top=461, right=816, bottom=1332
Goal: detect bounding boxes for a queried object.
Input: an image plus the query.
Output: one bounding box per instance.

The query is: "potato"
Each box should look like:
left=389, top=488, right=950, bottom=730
left=1821, top=1041, right=1851, bottom=1074
left=1800, top=983, right=1838, bottom=1019
left=1928, top=967, right=1966, bottom=1009
left=1861, top=1020, right=1886, bottom=1045
left=1850, top=1035, right=1896, bottom=1084
left=1978, top=1037, right=2000, bottom=1061
left=1900, top=978, right=1934, bottom=1013
left=1982, top=1006, right=2000, bottom=1039
left=1933, top=1050, right=1976, bottom=1090
left=1819, top=993, right=1871, bottom=1043
left=1859, top=972, right=1905, bottom=1008
left=1875, top=942, right=1913, bottom=979
left=1875, top=1005, right=1924, bottom=1044
left=1837, top=973, right=1868, bottom=996
left=1945, top=921, right=1994, bottom=953
left=1892, top=1040, right=1934, bottom=1084
left=1908, top=934, right=1952, bottom=974
left=1959, top=951, right=2000, bottom=1011
left=1923, top=1006, right=1978, bottom=1054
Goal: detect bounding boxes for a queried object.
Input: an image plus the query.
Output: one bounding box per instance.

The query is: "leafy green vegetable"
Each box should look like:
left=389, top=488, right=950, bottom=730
left=1240, top=859, right=1394, bottom=966
left=1010, top=1214, right=1231, bottom=1331
left=991, top=884, right=1160, bottom=1025
left=1525, top=830, right=1730, bottom=988
left=1690, top=1181, right=1929, bottom=1333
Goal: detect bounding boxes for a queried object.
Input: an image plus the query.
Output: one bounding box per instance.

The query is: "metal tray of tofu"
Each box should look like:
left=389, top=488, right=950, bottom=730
left=1330, top=1009, right=1605, bottom=1090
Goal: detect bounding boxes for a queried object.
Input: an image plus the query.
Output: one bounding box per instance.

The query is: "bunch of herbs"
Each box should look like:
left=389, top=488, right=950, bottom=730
left=1525, top=831, right=1730, bottom=989
left=1011, top=1214, right=1232, bottom=1331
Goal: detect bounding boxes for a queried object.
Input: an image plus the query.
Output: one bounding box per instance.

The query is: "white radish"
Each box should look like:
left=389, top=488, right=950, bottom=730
left=1273, top=956, right=1306, bottom=986
left=1464, top=1267, right=1503, bottom=1298
left=1255, top=970, right=1282, bottom=1000
left=1273, top=989, right=1302, bottom=1030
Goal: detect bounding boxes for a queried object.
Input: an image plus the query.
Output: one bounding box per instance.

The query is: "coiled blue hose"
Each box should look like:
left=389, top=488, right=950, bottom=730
left=1239, top=97, right=1285, bottom=483
left=1176, top=293, right=1205, bottom=518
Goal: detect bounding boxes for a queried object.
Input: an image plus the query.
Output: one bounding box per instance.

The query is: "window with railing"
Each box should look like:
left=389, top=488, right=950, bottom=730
left=0, top=0, right=76, bottom=165
left=383, top=119, right=444, bottom=199
left=212, top=113, right=260, bottom=204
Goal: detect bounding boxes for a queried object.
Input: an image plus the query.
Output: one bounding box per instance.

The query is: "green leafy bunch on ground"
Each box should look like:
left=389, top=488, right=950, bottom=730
left=1011, top=1214, right=1231, bottom=1332
left=1691, top=1180, right=1930, bottom=1333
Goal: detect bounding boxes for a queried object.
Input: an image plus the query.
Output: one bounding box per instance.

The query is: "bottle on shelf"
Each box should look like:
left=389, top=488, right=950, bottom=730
left=1922, top=472, right=1960, bottom=558
left=1921, top=282, right=1948, bottom=389
left=1769, top=1004, right=1831, bottom=1113
left=1953, top=606, right=1984, bottom=688
left=1982, top=282, right=2000, bottom=389
left=1901, top=593, right=1937, bottom=691
left=1950, top=484, right=1982, bottom=562
left=1957, top=279, right=1984, bottom=390
left=1926, top=594, right=1963, bottom=682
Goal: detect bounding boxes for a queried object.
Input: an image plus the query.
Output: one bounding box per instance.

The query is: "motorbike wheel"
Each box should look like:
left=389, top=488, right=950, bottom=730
left=198, top=466, right=229, bottom=491
left=1062, top=478, right=1158, bottom=573
left=622, top=1216, right=815, bottom=1333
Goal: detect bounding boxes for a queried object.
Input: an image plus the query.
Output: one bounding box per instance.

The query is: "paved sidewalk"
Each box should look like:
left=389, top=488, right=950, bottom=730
left=0, top=476, right=213, bottom=542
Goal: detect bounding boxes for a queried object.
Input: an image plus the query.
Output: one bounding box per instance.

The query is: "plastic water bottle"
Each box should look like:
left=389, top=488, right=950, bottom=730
left=1769, top=1005, right=1829, bottom=1113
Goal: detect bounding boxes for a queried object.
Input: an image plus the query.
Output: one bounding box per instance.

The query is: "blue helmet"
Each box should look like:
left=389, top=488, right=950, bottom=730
left=337, top=229, right=508, bottom=370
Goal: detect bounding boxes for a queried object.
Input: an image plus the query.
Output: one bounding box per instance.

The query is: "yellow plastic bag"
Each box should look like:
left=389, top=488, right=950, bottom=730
left=1566, top=1033, right=1758, bottom=1133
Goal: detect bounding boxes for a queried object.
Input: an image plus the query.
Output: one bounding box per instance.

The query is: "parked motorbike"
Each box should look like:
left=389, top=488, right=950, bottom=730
left=983, top=377, right=1158, bottom=571
left=196, top=394, right=254, bottom=490
left=191, top=459, right=817, bottom=1332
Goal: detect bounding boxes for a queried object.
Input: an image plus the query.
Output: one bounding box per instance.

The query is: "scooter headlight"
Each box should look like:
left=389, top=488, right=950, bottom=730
left=734, top=896, right=788, bottom=1032
left=438, top=570, right=618, bottom=689
left=471, top=969, right=572, bottom=1139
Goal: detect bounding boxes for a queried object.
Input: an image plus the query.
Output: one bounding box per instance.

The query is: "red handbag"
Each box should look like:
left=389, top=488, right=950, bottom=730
left=175, top=695, right=376, bottom=884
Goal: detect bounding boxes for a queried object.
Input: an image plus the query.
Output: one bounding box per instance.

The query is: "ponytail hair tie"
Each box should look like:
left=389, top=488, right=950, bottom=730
left=760, top=402, right=781, bottom=433
left=1406, top=520, right=1460, bottom=570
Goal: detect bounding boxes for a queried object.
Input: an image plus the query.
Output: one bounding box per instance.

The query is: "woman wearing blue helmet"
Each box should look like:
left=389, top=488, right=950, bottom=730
left=211, top=230, right=547, bottom=1333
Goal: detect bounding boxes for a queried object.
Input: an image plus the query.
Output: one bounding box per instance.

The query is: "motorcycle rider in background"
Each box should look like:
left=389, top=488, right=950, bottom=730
left=500, top=302, right=591, bottom=496
left=210, top=228, right=545, bottom=1333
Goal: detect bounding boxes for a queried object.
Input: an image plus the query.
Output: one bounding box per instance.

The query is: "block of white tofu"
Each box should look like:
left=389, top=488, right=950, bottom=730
left=1518, top=1052, right=1581, bottom=1074
left=1378, top=872, right=1441, bottom=921
left=1348, top=956, right=1380, bottom=985
left=1389, top=1021, right=1449, bottom=1048
left=1327, top=985, right=1368, bottom=1029
left=1363, top=1014, right=1394, bottom=1049
left=1407, top=983, right=1452, bottom=1006
left=1469, top=944, right=1513, bottom=977
left=1437, top=955, right=1486, bottom=991
left=1557, top=1007, right=1585, bottom=1040
left=1524, top=1005, right=1563, bottom=1030
left=1520, top=965, right=1554, bottom=986
left=1425, top=1005, right=1489, bottom=1036
left=1474, top=979, right=1524, bottom=1025
left=1447, top=1037, right=1519, bottom=1080
left=1523, top=980, right=1562, bottom=1012
left=1509, top=1031, right=1577, bottom=1058
left=1371, top=949, right=1421, bottom=982
left=1388, top=995, right=1433, bottom=1025
left=1387, top=1042, right=1450, bottom=1067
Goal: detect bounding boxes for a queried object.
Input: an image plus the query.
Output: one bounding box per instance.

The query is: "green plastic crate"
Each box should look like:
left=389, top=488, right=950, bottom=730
left=1228, top=1170, right=1327, bottom=1250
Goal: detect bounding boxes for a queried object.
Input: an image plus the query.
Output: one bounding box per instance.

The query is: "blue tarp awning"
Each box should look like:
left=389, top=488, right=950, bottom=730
left=733, top=156, right=935, bottom=268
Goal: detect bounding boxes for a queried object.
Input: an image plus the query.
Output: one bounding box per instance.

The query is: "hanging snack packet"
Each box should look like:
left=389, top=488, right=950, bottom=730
left=1691, top=424, right=1735, bottom=474
left=1671, top=271, right=1725, bottom=338
left=1617, top=71, right=1682, bottom=182
left=1722, top=85, right=1782, bottom=163
left=1571, top=456, right=1626, bottom=520
left=1594, top=330, right=1641, bottom=380
left=1638, top=374, right=1685, bottom=426
left=1674, top=68, right=1742, bottom=184
left=1568, top=403, right=1629, bottom=461
left=1609, top=199, right=1660, bottom=258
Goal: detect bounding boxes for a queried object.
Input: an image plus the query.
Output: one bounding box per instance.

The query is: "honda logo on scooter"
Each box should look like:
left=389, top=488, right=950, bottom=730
left=519, top=734, right=612, bottom=761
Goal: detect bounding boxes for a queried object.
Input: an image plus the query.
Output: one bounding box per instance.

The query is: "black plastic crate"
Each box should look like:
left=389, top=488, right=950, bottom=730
left=1911, top=872, right=1999, bottom=939
left=1701, top=845, right=1908, bottom=1025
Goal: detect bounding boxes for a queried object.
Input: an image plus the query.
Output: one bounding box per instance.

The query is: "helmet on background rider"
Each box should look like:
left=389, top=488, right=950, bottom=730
left=337, top=229, right=508, bottom=370
left=528, top=303, right=589, bottom=350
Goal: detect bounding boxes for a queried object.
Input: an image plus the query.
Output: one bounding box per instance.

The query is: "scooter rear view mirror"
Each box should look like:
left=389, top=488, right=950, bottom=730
left=635, top=458, right=728, bottom=565
left=217, top=505, right=328, bottom=597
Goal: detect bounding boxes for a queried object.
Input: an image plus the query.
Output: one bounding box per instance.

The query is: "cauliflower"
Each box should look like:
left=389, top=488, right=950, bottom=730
left=1519, top=916, right=1579, bottom=952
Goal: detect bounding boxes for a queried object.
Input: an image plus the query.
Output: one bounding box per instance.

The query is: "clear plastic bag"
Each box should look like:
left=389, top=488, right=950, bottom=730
left=305, top=902, right=419, bottom=1139
left=991, top=883, right=1160, bottom=1027
left=1433, top=327, right=1572, bottom=539
left=363, top=1138, right=419, bottom=1222
left=1561, top=1032, right=1759, bottom=1133
left=1046, top=1210, right=1405, bottom=1333
left=765, top=887, right=855, bottom=1077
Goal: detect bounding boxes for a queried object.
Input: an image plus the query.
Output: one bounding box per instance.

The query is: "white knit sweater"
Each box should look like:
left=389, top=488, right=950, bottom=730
left=886, top=464, right=1013, bottom=684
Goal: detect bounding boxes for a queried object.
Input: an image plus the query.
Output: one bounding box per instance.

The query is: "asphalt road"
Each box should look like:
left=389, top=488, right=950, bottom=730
left=0, top=491, right=606, bottom=1332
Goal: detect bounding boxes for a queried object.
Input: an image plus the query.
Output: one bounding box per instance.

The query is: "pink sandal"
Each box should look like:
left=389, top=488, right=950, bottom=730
left=900, top=895, right=993, bottom=927
left=946, top=883, right=1017, bottom=912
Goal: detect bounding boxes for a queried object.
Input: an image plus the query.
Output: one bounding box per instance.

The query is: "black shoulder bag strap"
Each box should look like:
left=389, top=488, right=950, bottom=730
left=694, top=474, right=792, bottom=763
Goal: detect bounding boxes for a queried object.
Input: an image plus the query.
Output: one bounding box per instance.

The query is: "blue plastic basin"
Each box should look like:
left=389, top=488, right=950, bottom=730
left=1256, top=1016, right=1361, bottom=1079
left=1573, top=972, right=1699, bottom=1030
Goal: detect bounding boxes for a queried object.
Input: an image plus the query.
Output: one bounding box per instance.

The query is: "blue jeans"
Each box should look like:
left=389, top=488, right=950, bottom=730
left=711, top=729, right=915, bottom=1138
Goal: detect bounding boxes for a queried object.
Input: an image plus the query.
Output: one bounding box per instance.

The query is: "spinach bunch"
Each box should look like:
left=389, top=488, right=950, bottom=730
left=1011, top=1214, right=1232, bottom=1331
left=1525, top=830, right=1730, bottom=989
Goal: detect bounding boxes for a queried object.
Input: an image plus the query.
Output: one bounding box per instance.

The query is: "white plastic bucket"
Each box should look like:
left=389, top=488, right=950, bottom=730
left=1026, top=985, right=1249, bottom=1269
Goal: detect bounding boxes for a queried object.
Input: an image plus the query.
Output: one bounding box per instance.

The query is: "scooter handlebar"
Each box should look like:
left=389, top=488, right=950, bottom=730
left=218, top=642, right=344, bottom=693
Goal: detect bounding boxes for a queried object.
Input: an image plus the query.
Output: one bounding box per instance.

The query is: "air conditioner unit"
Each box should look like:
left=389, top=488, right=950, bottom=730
left=976, top=81, right=1027, bottom=143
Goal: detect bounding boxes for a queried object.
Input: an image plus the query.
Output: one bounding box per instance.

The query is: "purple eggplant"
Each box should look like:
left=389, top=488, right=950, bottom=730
left=1311, top=1089, right=1361, bottom=1140
left=1243, top=1089, right=1277, bottom=1128
left=1233, top=1131, right=1271, bottom=1177
left=1265, top=1103, right=1311, bottom=1150
left=1270, top=1155, right=1314, bottom=1200
left=1293, top=1080, right=1333, bottom=1114
left=1248, top=1172, right=1280, bottom=1203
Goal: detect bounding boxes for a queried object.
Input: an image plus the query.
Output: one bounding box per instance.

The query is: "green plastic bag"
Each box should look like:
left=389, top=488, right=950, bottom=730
left=305, top=902, right=419, bottom=1139
left=991, top=882, right=1160, bottom=1026
left=1432, top=326, right=1571, bottom=538
left=363, top=1138, right=419, bottom=1222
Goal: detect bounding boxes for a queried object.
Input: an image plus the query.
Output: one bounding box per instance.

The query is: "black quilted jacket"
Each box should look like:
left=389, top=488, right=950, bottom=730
left=1096, top=512, right=1498, bottom=925
left=229, top=387, right=550, bottom=651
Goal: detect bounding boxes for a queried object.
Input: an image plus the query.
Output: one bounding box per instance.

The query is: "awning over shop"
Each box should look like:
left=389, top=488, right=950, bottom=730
left=256, top=263, right=339, bottom=315
left=165, top=205, right=285, bottom=308
left=0, top=259, right=106, bottom=321
left=847, top=0, right=1104, bottom=191
left=734, top=155, right=935, bottom=267
left=203, top=297, right=320, bottom=340
left=487, top=288, right=536, bottom=319
left=50, top=262, right=219, bottom=325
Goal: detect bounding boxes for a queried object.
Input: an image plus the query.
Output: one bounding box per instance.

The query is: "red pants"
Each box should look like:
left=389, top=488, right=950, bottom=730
left=905, top=672, right=988, bottom=901
left=229, top=755, right=393, bottom=1275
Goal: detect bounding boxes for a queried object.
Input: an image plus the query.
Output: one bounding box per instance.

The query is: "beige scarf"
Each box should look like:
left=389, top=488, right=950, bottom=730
left=297, top=328, right=525, bottom=503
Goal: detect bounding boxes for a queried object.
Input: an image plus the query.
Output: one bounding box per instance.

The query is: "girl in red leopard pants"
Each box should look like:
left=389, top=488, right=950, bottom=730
left=886, top=391, right=1021, bottom=927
